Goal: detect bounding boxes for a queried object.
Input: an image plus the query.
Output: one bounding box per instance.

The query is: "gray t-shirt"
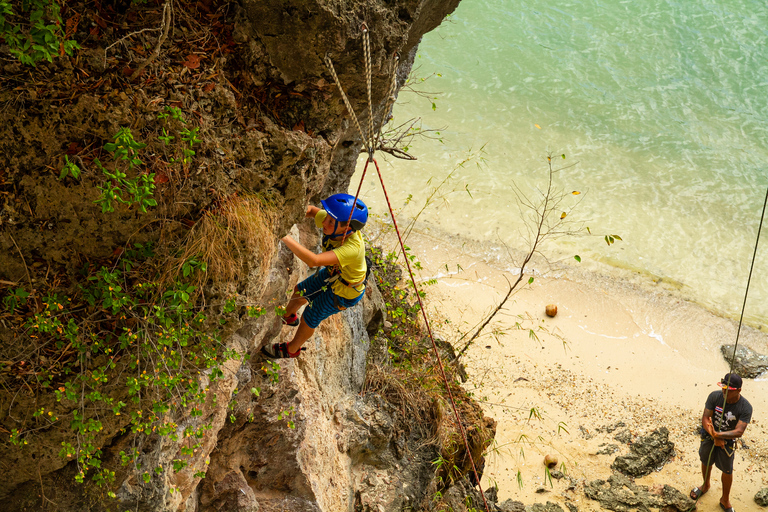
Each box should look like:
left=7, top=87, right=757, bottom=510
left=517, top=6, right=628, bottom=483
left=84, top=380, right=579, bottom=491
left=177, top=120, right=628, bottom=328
left=702, top=390, right=753, bottom=446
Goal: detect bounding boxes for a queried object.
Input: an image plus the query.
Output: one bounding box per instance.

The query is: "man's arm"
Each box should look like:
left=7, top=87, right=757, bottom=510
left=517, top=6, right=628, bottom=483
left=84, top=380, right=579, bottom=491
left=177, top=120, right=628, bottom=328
left=282, top=235, right=339, bottom=268
left=306, top=205, right=320, bottom=218
left=713, top=420, right=748, bottom=440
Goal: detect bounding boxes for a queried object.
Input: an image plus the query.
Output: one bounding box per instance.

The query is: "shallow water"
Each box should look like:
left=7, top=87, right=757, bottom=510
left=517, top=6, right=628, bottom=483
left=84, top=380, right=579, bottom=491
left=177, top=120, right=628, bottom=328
left=353, top=0, right=768, bottom=326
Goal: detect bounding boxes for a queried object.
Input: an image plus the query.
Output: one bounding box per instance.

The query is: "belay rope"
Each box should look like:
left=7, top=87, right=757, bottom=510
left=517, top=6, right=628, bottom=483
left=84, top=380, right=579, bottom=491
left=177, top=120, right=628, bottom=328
left=324, top=25, right=491, bottom=512
left=693, top=185, right=768, bottom=511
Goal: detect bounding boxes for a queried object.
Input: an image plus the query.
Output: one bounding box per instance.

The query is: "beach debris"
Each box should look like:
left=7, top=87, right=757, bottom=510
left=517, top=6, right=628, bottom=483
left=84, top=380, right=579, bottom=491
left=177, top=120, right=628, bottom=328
left=720, top=344, right=768, bottom=379
left=545, top=304, right=558, bottom=317
left=755, top=487, right=768, bottom=506
left=578, top=426, right=594, bottom=439
left=597, top=421, right=626, bottom=433
left=544, top=454, right=558, bottom=469
left=585, top=473, right=694, bottom=511
left=611, top=427, right=675, bottom=477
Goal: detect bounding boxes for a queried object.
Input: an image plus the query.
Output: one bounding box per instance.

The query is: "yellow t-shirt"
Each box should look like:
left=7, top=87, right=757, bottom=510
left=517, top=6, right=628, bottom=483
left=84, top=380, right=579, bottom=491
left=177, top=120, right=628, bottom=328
left=315, top=210, right=366, bottom=299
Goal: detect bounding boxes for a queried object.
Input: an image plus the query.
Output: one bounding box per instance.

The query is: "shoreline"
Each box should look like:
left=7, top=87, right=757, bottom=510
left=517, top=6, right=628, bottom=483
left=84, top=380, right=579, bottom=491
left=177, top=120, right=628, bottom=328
left=367, top=221, right=768, bottom=510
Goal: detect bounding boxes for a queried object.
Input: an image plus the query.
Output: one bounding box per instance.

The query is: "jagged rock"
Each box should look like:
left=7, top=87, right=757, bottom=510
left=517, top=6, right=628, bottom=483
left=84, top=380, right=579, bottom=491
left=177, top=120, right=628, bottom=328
left=529, top=502, right=565, bottom=512
left=756, top=487, right=768, bottom=506
left=721, top=344, right=768, bottom=378
left=614, top=429, right=633, bottom=444
left=0, top=0, right=468, bottom=509
left=585, top=473, right=694, bottom=511
left=596, top=443, right=620, bottom=455
left=565, top=503, right=578, bottom=512
left=611, top=427, right=674, bottom=477
left=362, top=274, right=386, bottom=337
left=498, top=499, right=526, bottom=512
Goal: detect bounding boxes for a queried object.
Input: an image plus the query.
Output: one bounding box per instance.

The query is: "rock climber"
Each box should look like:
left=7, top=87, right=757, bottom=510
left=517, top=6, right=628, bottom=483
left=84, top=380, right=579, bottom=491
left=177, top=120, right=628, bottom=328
left=261, top=193, right=368, bottom=359
left=690, top=373, right=752, bottom=512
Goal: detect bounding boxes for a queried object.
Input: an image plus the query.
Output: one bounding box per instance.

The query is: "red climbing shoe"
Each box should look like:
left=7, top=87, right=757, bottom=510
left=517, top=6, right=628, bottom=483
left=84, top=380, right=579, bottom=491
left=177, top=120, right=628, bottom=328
left=261, top=342, right=304, bottom=359
left=282, top=313, right=299, bottom=326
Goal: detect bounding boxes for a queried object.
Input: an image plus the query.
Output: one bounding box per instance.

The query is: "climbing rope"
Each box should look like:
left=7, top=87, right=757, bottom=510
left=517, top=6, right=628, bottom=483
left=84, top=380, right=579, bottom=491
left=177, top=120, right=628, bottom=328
left=695, top=185, right=768, bottom=509
left=362, top=24, right=375, bottom=152
left=323, top=54, right=370, bottom=154
left=325, top=24, right=491, bottom=512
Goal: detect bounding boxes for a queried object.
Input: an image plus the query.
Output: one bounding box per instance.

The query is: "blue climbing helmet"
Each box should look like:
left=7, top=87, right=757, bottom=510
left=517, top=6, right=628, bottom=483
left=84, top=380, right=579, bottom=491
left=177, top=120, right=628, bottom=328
left=321, top=193, right=368, bottom=234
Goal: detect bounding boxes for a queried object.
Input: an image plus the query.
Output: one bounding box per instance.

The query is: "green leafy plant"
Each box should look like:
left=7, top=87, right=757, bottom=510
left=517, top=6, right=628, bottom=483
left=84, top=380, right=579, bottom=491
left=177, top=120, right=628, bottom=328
left=3, top=287, right=30, bottom=311
left=2, top=246, right=250, bottom=489
left=0, top=0, right=80, bottom=66
left=59, top=155, right=81, bottom=180
left=94, top=127, right=157, bottom=213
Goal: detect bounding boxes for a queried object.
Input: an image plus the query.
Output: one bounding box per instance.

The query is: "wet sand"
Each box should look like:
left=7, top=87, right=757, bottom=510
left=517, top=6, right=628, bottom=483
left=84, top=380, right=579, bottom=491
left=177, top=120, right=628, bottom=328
left=369, top=223, right=768, bottom=511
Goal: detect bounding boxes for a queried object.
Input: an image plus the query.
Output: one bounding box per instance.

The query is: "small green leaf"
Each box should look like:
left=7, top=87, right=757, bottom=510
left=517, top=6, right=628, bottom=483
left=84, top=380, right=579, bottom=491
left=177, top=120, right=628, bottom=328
left=612, top=234, right=622, bottom=241
left=574, top=255, right=581, bottom=263
left=562, top=154, right=566, bottom=159
left=527, top=277, right=534, bottom=284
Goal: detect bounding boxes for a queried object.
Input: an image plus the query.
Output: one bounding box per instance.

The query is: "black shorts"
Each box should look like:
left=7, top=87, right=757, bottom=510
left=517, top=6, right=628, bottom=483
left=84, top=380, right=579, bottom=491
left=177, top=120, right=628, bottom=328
left=699, top=438, right=734, bottom=474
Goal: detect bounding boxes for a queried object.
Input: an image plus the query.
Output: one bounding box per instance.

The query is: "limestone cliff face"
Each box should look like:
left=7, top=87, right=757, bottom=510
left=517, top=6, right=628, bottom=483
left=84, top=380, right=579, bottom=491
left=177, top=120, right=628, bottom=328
left=0, top=0, right=462, bottom=510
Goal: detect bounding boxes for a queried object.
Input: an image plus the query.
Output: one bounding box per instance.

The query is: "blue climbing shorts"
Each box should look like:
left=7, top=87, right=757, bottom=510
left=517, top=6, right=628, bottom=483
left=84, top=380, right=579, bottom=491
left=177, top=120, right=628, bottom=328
left=297, top=267, right=363, bottom=329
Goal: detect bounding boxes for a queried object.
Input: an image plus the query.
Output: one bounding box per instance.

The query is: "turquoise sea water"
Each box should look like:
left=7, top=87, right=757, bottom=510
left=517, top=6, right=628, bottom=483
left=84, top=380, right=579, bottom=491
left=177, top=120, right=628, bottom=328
left=354, top=0, right=768, bottom=325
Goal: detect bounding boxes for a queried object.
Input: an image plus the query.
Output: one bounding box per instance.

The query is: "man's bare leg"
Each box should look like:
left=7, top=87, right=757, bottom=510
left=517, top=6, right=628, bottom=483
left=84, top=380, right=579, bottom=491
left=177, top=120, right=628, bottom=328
left=692, top=463, right=712, bottom=499
left=720, top=472, right=733, bottom=509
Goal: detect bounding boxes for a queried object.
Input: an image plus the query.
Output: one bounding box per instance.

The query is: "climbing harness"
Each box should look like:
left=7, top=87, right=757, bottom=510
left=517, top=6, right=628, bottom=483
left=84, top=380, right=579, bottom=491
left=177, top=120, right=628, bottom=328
left=694, top=185, right=768, bottom=509
left=324, top=24, right=490, bottom=512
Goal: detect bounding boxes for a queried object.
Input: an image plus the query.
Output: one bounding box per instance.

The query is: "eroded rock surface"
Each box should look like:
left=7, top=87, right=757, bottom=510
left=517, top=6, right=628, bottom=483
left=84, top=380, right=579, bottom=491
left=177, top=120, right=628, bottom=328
left=0, top=0, right=464, bottom=510
left=721, top=344, right=768, bottom=379
left=611, top=427, right=675, bottom=477
left=585, top=473, right=694, bottom=512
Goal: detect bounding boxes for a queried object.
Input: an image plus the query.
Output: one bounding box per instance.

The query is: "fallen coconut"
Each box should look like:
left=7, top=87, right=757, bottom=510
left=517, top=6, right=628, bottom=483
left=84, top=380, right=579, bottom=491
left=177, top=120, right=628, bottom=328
left=546, top=304, right=558, bottom=317
left=544, top=454, right=558, bottom=469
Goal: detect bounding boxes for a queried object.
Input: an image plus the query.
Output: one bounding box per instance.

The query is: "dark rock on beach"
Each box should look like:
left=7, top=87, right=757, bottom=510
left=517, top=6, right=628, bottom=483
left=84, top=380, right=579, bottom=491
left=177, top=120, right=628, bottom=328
left=755, top=487, right=768, bottom=507
left=721, top=344, right=768, bottom=379
left=585, top=473, right=694, bottom=512
left=611, top=427, right=675, bottom=477
left=529, top=502, right=565, bottom=512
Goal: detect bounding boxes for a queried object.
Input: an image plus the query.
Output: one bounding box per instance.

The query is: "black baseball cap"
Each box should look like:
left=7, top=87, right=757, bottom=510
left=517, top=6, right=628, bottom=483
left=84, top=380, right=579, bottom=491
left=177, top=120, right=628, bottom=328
left=718, top=373, right=743, bottom=390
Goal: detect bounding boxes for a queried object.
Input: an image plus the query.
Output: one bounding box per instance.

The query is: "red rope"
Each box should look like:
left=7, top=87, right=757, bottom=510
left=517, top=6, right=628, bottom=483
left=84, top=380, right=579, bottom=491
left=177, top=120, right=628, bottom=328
left=370, top=157, right=490, bottom=512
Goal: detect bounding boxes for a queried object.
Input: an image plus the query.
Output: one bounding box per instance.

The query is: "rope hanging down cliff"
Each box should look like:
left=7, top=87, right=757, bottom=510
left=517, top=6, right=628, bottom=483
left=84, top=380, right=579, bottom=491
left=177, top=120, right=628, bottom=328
left=324, top=25, right=491, bottom=512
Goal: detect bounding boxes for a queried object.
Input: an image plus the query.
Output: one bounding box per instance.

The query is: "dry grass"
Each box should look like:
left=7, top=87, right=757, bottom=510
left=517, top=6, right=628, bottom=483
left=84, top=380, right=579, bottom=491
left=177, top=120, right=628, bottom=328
left=364, top=363, right=445, bottom=442
left=168, top=194, right=277, bottom=289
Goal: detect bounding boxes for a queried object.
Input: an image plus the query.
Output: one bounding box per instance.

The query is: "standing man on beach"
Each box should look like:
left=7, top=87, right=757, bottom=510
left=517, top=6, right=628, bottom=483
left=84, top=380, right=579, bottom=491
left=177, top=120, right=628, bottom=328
left=690, top=373, right=752, bottom=512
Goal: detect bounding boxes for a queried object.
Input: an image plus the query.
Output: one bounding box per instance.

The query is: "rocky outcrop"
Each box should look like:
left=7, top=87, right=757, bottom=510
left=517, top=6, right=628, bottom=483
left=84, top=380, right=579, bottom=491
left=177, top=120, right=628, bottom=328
left=611, top=427, right=675, bottom=478
left=585, top=473, right=694, bottom=512
left=721, top=344, right=768, bottom=379
left=0, top=0, right=465, bottom=510
left=756, top=487, right=768, bottom=507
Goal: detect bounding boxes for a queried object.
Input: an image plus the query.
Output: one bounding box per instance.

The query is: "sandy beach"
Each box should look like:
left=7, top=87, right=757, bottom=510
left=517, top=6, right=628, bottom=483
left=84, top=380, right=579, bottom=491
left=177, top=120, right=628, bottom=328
left=369, top=222, right=768, bottom=511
